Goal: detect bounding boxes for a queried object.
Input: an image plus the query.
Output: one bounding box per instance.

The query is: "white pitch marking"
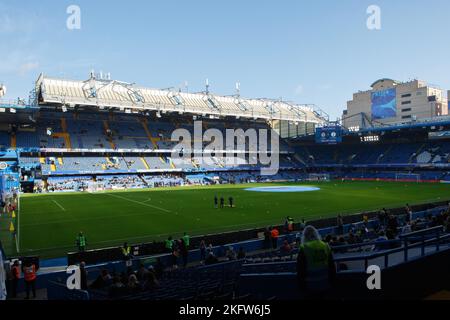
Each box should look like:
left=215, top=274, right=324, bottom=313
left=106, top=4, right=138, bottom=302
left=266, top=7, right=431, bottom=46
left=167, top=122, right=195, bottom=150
left=104, top=193, right=171, bottom=213
left=52, top=200, right=66, bottom=212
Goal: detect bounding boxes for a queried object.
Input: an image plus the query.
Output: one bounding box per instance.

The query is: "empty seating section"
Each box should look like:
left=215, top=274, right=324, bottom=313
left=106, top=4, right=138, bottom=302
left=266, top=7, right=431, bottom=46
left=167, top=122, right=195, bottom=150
left=66, top=116, right=110, bottom=149
left=0, top=131, right=10, bottom=149
left=295, top=142, right=450, bottom=166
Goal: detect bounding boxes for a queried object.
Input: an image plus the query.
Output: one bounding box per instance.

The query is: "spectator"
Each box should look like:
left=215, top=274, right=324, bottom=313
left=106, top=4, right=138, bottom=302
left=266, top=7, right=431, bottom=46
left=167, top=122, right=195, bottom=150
left=153, top=258, right=164, bottom=279
left=205, top=252, right=218, bottom=265
left=79, top=261, right=88, bottom=290
left=136, top=264, right=150, bottom=282
left=445, top=216, right=450, bottom=233
left=225, top=246, right=237, bottom=261
left=281, top=240, right=292, bottom=255
left=76, top=231, right=87, bottom=252
left=179, top=239, right=189, bottom=268
left=270, top=227, right=280, bottom=249
left=127, top=274, right=140, bottom=293
left=405, top=204, right=413, bottom=222
left=263, top=228, right=271, bottom=249
left=90, top=269, right=112, bottom=290
left=10, top=260, right=20, bottom=298
left=337, top=214, right=344, bottom=235
left=121, top=242, right=132, bottom=262
left=145, top=267, right=160, bottom=290
left=199, top=239, right=207, bottom=261
left=387, top=214, right=399, bottom=236
left=109, top=276, right=126, bottom=298
left=297, top=226, right=335, bottom=298
left=401, top=222, right=412, bottom=234
left=171, top=246, right=180, bottom=270
left=23, top=260, right=38, bottom=300
left=165, top=236, right=174, bottom=253
left=378, top=209, right=388, bottom=227
left=237, top=247, right=246, bottom=260
left=182, top=232, right=190, bottom=249
left=299, top=218, right=306, bottom=232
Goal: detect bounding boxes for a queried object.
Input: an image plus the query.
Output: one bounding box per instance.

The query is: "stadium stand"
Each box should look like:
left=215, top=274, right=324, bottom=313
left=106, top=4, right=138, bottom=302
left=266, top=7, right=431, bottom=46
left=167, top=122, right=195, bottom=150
left=1, top=74, right=450, bottom=301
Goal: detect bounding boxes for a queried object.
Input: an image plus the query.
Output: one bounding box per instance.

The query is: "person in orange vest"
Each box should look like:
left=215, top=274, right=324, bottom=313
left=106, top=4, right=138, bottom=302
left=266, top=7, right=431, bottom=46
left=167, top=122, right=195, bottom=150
left=10, top=260, right=21, bottom=298
left=270, top=227, right=279, bottom=249
left=22, top=261, right=37, bottom=299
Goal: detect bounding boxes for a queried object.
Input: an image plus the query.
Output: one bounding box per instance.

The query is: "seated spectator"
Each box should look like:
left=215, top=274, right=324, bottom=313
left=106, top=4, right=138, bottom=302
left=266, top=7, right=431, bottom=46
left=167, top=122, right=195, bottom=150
left=145, top=267, right=160, bottom=290
left=127, top=274, right=140, bottom=293
left=401, top=222, right=412, bottom=234
left=445, top=216, right=450, bottom=233
left=109, top=275, right=126, bottom=297
left=237, top=247, right=246, bottom=260
left=136, top=263, right=150, bottom=282
left=79, top=261, right=88, bottom=290
left=90, top=269, right=112, bottom=290
left=153, top=258, right=164, bottom=279
left=225, top=246, right=237, bottom=261
left=280, top=240, right=292, bottom=255
left=205, top=252, right=218, bottom=265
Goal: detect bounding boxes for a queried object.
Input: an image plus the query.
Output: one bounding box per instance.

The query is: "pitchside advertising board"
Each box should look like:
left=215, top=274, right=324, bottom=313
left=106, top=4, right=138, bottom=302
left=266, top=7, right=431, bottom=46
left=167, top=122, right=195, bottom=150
left=315, top=126, right=343, bottom=144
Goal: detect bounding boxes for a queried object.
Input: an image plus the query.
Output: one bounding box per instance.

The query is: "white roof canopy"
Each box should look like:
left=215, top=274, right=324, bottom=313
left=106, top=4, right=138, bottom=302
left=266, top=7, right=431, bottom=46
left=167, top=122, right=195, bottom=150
left=36, top=74, right=326, bottom=124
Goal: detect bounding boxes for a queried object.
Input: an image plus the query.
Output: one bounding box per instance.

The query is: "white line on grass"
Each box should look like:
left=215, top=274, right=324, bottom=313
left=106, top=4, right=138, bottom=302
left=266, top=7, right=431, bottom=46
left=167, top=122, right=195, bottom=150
left=102, top=193, right=172, bottom=213
left=52, top=200, right=66, bottom=212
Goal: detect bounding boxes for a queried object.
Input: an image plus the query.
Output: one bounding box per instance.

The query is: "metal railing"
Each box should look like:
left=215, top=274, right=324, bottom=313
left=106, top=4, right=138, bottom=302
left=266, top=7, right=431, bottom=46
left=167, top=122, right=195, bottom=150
left=334, top=226, right=450, bottom=272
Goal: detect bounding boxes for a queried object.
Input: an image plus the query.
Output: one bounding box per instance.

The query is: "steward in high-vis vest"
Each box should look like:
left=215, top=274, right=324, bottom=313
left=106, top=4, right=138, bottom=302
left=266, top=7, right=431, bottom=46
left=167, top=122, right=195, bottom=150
left=297, top=226, right=335, bottom=298
left=121, top=242, right=132, bottom=261
left=76, top=232, right=87, bottom=252
left=22, top=261, right=37, bottom=299
left=165, top=236, right=174, bottom=252
left=10, top=260, right=21, bottom=298
left=182, top=233, right=190, bottom=249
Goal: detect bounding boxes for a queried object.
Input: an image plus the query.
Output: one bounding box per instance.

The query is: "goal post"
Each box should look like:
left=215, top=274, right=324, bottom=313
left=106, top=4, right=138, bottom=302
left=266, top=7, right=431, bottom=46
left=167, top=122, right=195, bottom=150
left=395, top=173, right=421, bottom=183
left=307, top=173, right=331, bottom=182
left=86, top=180, right=105, bottom=193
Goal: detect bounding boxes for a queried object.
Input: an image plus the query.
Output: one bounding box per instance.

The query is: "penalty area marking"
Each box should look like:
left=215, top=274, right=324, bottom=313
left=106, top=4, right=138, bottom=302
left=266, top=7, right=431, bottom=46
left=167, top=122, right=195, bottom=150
left=102, top=193, right=172, bottom=213
left=52, top=200, right=66, bottom=212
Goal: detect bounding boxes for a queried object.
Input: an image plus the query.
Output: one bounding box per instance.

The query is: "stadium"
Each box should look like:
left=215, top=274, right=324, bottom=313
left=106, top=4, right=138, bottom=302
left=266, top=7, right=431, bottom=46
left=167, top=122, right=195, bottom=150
left=0, top=1, right=449, bottom=306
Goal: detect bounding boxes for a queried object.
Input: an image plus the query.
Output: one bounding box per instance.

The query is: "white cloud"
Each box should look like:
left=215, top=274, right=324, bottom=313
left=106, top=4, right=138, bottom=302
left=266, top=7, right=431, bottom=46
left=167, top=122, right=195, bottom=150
left=0, top=50, right=40, bottom=76
left=18, top=61, right=39, bottom=76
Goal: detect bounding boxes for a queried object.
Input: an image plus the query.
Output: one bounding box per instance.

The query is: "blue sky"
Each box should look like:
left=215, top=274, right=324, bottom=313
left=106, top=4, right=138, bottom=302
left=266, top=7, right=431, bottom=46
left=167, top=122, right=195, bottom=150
left=0, top=0, right=449, bottom=120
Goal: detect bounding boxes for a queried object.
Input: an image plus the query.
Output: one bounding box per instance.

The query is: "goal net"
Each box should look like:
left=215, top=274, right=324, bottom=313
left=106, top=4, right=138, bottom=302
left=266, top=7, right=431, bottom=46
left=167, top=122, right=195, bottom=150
left=395, top=173, right=421, bottom=183
left=86, top=181, right=105, bottom=193
left=307, top=173, right=331, bottom=182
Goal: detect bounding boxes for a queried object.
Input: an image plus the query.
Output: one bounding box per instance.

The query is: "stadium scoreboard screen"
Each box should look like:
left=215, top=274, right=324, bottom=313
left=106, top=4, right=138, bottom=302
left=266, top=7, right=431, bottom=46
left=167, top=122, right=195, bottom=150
left=315, top=126, right=343, bottom=144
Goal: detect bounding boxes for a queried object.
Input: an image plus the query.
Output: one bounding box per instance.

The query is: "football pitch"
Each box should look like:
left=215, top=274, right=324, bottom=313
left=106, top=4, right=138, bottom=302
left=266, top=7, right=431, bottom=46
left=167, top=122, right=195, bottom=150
left=5, top=181, right=450, bottom=258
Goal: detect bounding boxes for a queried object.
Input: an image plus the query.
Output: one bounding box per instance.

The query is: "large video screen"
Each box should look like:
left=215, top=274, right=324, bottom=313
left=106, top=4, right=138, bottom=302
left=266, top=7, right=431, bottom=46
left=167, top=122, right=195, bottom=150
left=315, top=126, right=343, bottom=144
left=371, top=88, right=397, bottom=120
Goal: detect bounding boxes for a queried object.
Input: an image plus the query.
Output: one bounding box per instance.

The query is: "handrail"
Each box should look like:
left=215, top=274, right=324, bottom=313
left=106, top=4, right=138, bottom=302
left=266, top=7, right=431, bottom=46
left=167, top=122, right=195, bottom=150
left=334, top=232, right=450, bottom=271
left=400, top=225, right=444, bottom=238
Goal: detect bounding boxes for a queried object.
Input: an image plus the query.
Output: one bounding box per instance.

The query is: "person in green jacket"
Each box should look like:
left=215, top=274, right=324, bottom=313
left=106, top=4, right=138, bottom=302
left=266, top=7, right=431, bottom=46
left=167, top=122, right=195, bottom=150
left=182, top=232, right=190, bottom=249
left=297, top=225, right=335, bottom=298
left=165, top=236, right=174, bottom=252
left=76, top=231, right=87, bottom=252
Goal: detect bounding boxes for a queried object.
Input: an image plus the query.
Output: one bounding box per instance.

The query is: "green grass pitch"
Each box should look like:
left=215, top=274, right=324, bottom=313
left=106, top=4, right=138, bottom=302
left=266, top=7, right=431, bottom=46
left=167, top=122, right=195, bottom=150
left=5, top=181, right=450, bottom=258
